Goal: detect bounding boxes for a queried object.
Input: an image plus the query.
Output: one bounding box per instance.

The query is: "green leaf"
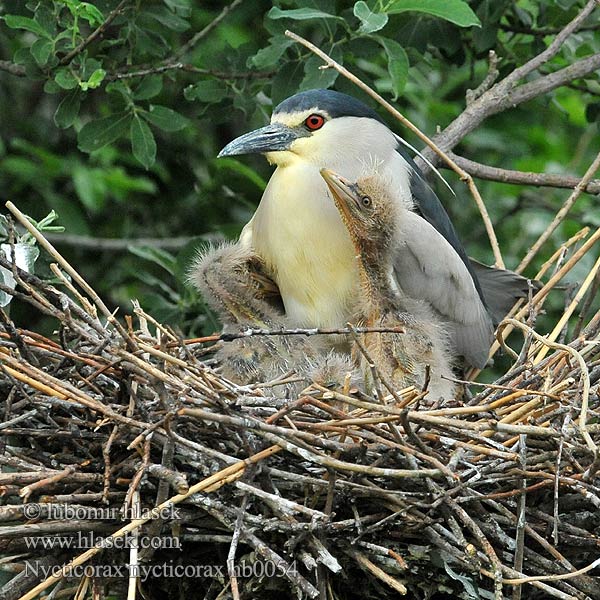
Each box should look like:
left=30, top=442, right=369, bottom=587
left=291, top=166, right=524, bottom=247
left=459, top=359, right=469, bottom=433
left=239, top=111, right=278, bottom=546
left=267, top=7, right=343, bottom=21
left=3, top=15, right=53, bottom=39
left=106, top=80, right=132, bottom=100
left=54, top=90, right=81, bottom=128
left=376, top=37, right=408, bottom=99
left=72, top=165, right=106, bottom=212
left=133, top=76, right=163, bottom=100
left=128, top=245, right=177, bottom=276
left=30, top=39, right=53, bottom=66
left=163, top=0, right=192, bottom=16
left=300, top=53, right=340, bottom=91
left=145, top=6, right=190, bottom=31
left=55, top=68, right=79, bottom=90
left=386, top=0, right=481, bottom=27
left=250, top=35, right=294, bottom=69
left=131, top=115, right=156, bottom=169
left=354, top=1, right=388, bottom=33
left=142, top=105, right=190, bottom=131
left=78, top=112, right=132, bottom=153
left=184, top=80, right=228, bottom=103
left=215, top=158, right=267, bottom=191
left=78, top=2, right=104, bottom=26
left=80, top=68, right=106, bottom=91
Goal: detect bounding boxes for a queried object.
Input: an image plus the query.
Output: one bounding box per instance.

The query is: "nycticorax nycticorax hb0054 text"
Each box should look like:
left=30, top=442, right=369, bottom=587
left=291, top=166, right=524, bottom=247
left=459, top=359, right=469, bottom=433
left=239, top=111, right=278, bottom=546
left=219, top=89, right=529, bottom=369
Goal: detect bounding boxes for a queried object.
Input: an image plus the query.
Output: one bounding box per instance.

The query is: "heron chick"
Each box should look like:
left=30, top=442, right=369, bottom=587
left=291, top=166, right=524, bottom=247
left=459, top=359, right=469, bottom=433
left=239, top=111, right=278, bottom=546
left=190, top=243, right=352, bottom=391
left=321, top=169, right=455, bottom=400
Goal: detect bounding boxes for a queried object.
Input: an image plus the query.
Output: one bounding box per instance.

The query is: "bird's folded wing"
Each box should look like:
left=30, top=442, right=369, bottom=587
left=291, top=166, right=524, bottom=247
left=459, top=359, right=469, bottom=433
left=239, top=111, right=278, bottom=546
left=393, top=211, right=494, bottom=368
left=468, top=259, right=535, bottom=325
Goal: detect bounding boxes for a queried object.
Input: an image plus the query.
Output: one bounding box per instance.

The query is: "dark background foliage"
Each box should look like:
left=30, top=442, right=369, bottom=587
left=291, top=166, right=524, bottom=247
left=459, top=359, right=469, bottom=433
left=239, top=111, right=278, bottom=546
left=1, top=0, right=598, bottom=345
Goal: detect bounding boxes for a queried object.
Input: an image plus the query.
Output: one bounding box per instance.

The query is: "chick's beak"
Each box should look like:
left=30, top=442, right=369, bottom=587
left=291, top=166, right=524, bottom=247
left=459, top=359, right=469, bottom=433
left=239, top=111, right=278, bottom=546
left=320, top=168, right=360, bottom=220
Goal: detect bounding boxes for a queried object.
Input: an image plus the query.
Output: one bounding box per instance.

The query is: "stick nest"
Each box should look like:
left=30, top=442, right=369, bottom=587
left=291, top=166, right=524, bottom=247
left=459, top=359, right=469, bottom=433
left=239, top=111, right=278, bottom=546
left=0, top=227, right=599, bottom=600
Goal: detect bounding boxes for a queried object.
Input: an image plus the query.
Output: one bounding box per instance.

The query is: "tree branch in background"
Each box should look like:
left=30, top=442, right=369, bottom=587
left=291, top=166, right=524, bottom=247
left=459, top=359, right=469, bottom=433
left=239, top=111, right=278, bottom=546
left=499, top=22, right=600, bottom=36
left=427, top=0, right=600, bottom=162
left=466, top=51, right=499, bottom=105
left=446, top=153, right=600, bottom=195
left=59, top=0, right=129, bottom=66
left=508, top=53, right=600, bottom=106
left=0, top=0, right=249, bottom=82
left=169, top=0, right=245, bottom=63
left=108, top=64, right=274, bottom=82
left=44, top=233, right=221, bottom=251
left=0, top=60, right=25, bottom=77
left=503, top=0, right=597, bottom=84
left=285, top=29, right=506, bottom=268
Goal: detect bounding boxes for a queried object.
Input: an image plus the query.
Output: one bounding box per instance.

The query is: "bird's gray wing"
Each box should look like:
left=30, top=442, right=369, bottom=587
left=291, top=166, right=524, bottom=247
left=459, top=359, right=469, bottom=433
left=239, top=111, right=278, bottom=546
left=394, top=211, right=494, bottom=369
left=396, top=147, right=488, bottom=300
left=397, top=147, right=538, bottom=325
left=468, top=259, right=535, bottom=324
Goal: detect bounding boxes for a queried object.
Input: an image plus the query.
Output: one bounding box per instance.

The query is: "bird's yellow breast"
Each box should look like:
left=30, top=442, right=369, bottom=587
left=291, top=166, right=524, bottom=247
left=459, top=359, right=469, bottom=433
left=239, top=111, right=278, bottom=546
left=248, top=163, right=358, bottom=328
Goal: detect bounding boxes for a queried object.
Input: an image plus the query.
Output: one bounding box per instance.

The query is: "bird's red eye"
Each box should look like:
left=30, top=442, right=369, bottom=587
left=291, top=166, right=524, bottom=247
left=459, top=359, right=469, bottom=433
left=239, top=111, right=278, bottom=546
left=305, top=114, right=325, bottom=130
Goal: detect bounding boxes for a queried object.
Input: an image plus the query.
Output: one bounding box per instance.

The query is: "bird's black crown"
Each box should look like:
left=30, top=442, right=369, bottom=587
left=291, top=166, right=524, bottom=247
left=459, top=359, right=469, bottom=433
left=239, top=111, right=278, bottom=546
left=274, top=89, right=383, bottom=122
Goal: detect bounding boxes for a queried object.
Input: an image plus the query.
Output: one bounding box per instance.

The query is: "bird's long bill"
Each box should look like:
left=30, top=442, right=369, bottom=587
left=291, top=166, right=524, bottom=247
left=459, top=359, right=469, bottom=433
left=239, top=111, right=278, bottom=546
left=218, top=123, right=299, bottom=157
left=320, top=168, right=361, bottom=225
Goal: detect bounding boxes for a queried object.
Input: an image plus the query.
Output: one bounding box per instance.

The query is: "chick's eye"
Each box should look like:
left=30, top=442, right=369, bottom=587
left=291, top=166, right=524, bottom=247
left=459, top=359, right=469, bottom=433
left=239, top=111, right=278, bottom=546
left=305, top=114, right=325, bottom=130
left=361, top=195, right=372, bottom=207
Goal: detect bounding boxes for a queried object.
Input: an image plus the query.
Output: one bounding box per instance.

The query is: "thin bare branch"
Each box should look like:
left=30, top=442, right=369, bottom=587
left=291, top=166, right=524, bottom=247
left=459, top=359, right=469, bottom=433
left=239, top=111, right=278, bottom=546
left=169, top=0, right=245, bottom=63
left=447, top=152, right=600, bottom=194
left=0, top=61, right=25, bottom=77
left=59, top=0, right=129, bottom=66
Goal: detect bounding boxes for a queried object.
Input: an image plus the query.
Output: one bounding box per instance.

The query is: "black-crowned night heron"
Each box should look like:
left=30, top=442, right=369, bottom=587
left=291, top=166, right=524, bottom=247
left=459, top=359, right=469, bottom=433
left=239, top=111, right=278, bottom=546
left=219, top=89, right=529, bottom=369
left=190, top=242, right=352, bottom=390
left=321, top=168, right=455, bottom=399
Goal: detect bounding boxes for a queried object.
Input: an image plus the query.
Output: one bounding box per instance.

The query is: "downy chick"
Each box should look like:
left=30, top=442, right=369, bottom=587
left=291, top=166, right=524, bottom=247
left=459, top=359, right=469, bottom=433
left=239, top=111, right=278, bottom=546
left=189, top=242, right=352, bottom=390
left=321, top=169, right=455, bottom=400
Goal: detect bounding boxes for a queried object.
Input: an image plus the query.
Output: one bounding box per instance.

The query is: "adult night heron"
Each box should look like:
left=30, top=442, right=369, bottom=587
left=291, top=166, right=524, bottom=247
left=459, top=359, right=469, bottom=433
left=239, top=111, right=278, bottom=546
left=219, top=89, right=528, bottom=369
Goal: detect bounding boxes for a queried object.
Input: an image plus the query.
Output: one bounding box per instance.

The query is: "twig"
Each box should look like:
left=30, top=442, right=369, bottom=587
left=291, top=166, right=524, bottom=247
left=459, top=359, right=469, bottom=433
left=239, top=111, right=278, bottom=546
left=182, top=325, right=407, bottom=346
left=16, top=445, right=281, bottom=600
left=533, top=252, right=600, bottom=362
left=500, top=319, right=595, bottom=454
left=512, top=435, right=527, bottom=600
left=517, top=150, right=600, bottom=272
left=59, top=0, right=129, bottom=66
left=44, top=233, right=212, bottom=251
left=348, top=549, right=407, bottom=595
left=5, top=202, right=138, bottom=352
left=227, top=495, right=247, bottom=600
left=284, top=30, right=505, bottom=268
left=169, top=0, right=245, bottom=62
left=0, top=61, right=25, bottom=77
left=109, top=63, right=274, bottom=81
left=446, top=152, right=600, bottom=195
left=466, top=50, right=499, bottom=104
left=502, top=556, right=600, bottom=585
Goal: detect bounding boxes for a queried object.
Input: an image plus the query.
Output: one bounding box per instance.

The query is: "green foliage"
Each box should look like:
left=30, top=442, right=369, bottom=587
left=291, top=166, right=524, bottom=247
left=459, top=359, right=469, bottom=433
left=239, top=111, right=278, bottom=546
left=0, top=0, right=598, bottom=349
